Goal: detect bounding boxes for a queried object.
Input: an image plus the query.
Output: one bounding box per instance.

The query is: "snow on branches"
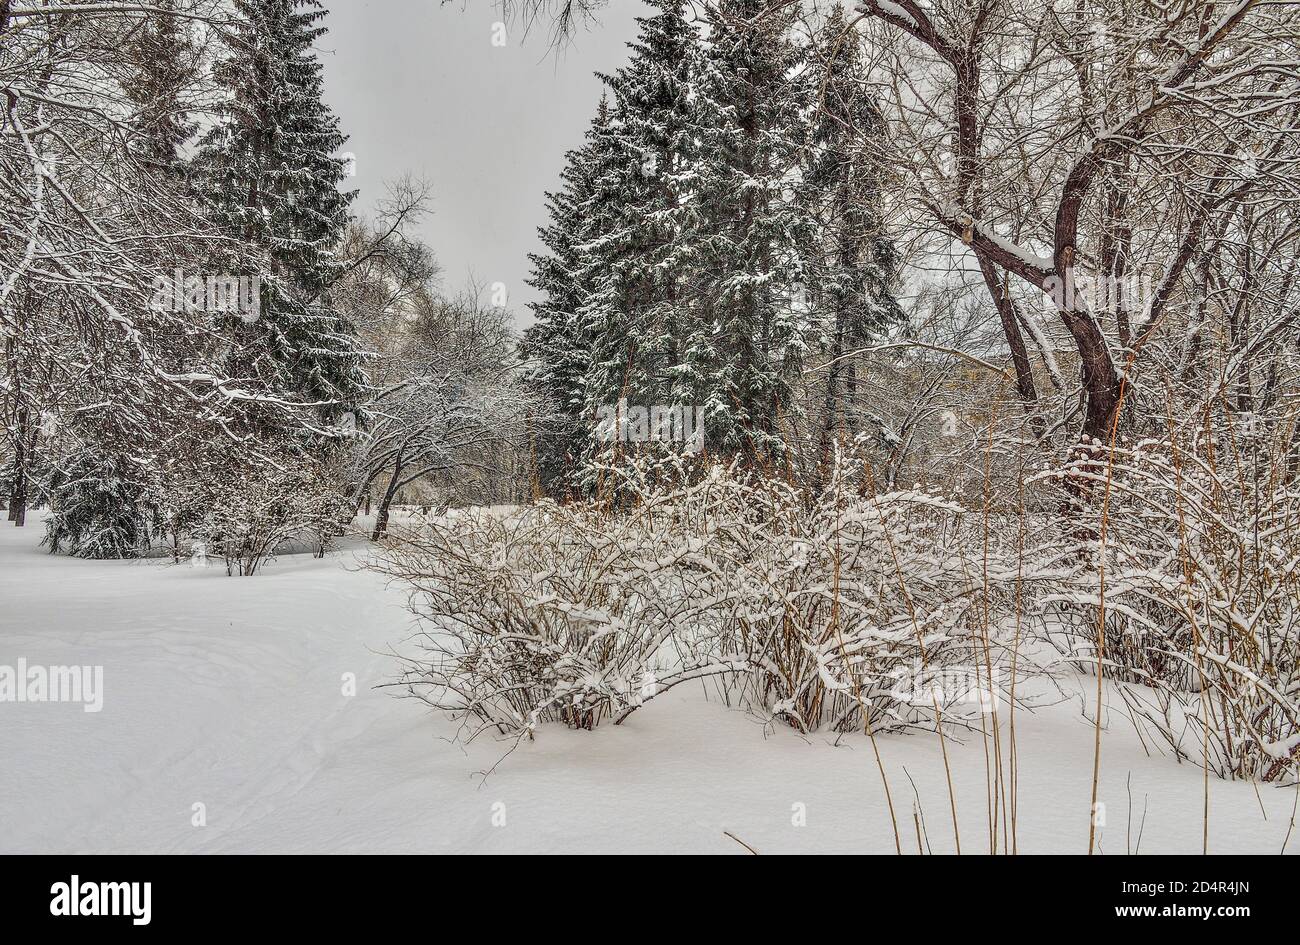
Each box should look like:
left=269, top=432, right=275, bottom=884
left=372, top=452, right=1048, bottom=746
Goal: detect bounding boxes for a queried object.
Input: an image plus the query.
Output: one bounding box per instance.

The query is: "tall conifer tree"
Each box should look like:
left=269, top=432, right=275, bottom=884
left=577, top=0, right=702, bottom=420
left=42, top=1, right=203, bottom=557
left=690, top=0, right=810, bottom=460
left=121, top=0, right=199, bottom=179
left=524, top=99, right=612, bottom=491
left=802, top=5, right=902, bottom=476
left=198, top=0, right=363, bottom=422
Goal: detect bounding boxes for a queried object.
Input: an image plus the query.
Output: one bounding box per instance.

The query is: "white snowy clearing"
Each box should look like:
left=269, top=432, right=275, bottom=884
left=1, top=515, right=1296, bottom=855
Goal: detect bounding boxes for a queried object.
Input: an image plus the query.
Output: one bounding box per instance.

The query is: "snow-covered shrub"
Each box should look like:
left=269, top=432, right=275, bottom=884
left=711, top=454, right=1029, bottom=734
left=1040, top=434, right=1300, bottom=780
left=375, top=452, right=1032, bottom=744
left=176, top=465, right=351, bottom=576
left=43, top=446, right=161, bottom=559
left=372, top=455, right=749, bottom=740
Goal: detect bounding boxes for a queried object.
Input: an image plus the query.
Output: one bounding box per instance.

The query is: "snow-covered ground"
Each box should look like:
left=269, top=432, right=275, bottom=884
left=1, top=515, right=1296, bottom=854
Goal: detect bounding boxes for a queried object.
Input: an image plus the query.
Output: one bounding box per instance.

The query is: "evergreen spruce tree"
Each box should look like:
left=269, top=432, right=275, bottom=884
left=121, top=0, right=199, bottom=179
left=523, top=99, right=611, bottom=492
left=43, top=2, right=200, bottom=557
left=690, top=0, right=811, bottom=461
left=44, top=444, right=162, bottom=559
left=802, top=5, right=902, bottom=479
left=577, top=0, right=702, bottom=424
left=528, top=2, right=705, bottom=490
left=198, top=0, right=363, bottom=423
left=528, top=0, right=898, bottom=484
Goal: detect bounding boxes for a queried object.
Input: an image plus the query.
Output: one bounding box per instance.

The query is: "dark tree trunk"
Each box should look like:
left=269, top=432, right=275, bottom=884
left=978, top=257, right=1042, bottom=437
left=370, top=458, right=403, bottom=541
left=815, top=301, right=846, bottom=491
left=7, top=405, right=28, bottom=526
left=1068, top=310, right=1124, bottom=445
left=6, top=465, right=26, bottom=526
left=955, top=44, right=1045, bottom=435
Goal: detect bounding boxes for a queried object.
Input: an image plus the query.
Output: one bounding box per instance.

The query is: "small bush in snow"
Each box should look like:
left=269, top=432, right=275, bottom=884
left=167, top=462, right=351, bottom=576
left=372, top=456, right=749, bottom=739
left=714, top=456, right=1026, bottom=734
left=43, top=447, right=162, bottom=559
left=373, top=453, right=1032, bottom=744
left=1039, top=433, right=1300, bottom=780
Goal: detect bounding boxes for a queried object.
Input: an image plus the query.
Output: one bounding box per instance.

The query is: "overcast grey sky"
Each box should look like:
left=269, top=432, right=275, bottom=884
left=318, top=0, right=648, bottom=326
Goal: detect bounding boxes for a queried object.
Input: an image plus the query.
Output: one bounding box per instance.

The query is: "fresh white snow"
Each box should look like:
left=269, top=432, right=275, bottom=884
left=1, top=515, right=1296, bottom=854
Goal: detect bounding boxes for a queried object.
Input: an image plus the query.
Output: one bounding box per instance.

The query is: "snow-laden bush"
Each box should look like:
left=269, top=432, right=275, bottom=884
left=372, top=456, right=748, bottom=739
left=714, top=456, right=1028, bottom=734
left=172, top=464, right=351, bottom=576
left=1039, top=434, right=1300, bottom=781
left=43, top=446, right=162, bottom=559
left=373, top=453, right=1032, bottom=743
